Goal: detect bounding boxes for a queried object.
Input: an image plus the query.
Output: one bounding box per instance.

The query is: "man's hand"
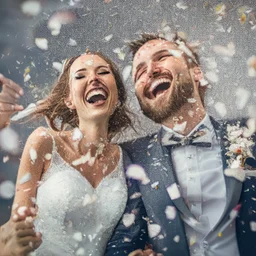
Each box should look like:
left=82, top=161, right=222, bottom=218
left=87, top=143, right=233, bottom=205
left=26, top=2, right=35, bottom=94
left=0, top=74, right=24, bottom=129
left=0, top=207, right=42, bottom=256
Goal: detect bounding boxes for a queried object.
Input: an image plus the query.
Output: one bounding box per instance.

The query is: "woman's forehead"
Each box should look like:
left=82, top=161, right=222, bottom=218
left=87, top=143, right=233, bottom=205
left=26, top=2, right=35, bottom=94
left=70, top=54, right=109, bottom=72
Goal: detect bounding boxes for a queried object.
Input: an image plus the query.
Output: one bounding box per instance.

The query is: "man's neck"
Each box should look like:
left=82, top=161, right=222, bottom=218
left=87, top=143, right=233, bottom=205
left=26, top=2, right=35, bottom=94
left=162, top=103, right=206, bottom=136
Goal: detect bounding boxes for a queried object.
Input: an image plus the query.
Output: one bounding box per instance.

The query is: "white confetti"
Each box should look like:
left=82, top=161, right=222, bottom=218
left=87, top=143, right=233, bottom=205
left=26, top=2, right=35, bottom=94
left=148, top=223, right=161, bottom=238
left=224, top=168, right=246, bottom=182
left=0, top=180, right=15, bottom=199
left=235, top=88, right=250, bottom=110
left=30, top=148, right=37, bottom=164
left=11, top=103, right=37, bottom=121
left=205, top=71, right=219, bottom=83
left=21, top=0, right=41, bottom=16
left=76, top=247, right=85, bottom=255
left=72, top=128, right=83, bottom=141
left=165, top=206, right=176, bottom=220
left=19, top=173, right=32, bottom=184
left=122, top=213, right=135, bottom=227
left=212, top=42, right=236, bottom=57
left=0, top=127, right=19, bottom=153
left=176, top=2, right=188, bottom=10
left=35, top=38, right=48, bottom=51
left=214, top=102, right=227, bottom=118
left=17, top=206, right=28, bottom=216
left=130, top=192, right=142, bottom=199
left=173, top=235, right=180, bottom=243
left=167, top=183, right=181, bottom=200
left=122, top=65, right=132, bottom=82
left=173, top=121, right=187, bottom=133
left=68, top=38, right=77, bottom=46
left=3, top=156, right=9, bottom=163
left=126, top=165, right=150, bottom=185
left=73, top=151, right=95, bottom=166
left=250, top=221, right=256, bottom=232
left=52, top=62, right=63, bottom=73
left=113, top=48, right=126, bottom=61
left=24, top=74, right=31, bottom=82
left=151, top=181, right=159, bottom=189
left=168, top=49, right=183, bottom=58
left=104, top=34, right=113, bottom=42
left=44, top=153, right=52, bottom=160
left=247, top=56, right=256, bottom=77
left=73, top=232, right=83, bottom=242
left=243, top=118, right=256, bottom=137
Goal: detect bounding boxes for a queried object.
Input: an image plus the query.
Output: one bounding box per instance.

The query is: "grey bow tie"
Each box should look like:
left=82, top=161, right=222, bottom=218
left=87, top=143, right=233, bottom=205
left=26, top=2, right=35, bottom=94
left=161, top=124, right=212, bottom=148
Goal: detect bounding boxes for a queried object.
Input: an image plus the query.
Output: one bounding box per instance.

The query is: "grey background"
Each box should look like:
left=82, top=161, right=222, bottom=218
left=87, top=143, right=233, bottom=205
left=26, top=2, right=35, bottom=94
left=0, top=0, right=256, bottom=224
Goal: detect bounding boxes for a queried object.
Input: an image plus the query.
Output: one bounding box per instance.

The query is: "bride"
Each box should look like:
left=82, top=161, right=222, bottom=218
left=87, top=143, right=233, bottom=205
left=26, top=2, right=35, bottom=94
left=2, top=51, right=147, bottom=255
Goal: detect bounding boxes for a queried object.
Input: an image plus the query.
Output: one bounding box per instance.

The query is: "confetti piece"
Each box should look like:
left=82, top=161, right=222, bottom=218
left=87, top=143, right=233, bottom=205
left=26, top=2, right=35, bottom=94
left=214, top=102, right=227, bottom=118
left=151, top=181, right=159, bottom=189
left=212, top=42, right=235, bottom=57
left=73, top=151, right=96, bottom=166
left=130, top=192, right=142, bottom=199
left=190, top=235, right=197, bottom=246
left=17, top=206, right=28, bottom=216
left=148, top=223, right=161, bottom=238
left=76, top=247, right=85, bottom=255
left=173, top=121, right=187, bottom=133
left=215, top=3, right=226, bottom=16
left=224, top=168, right=246, bottom=182
left=24, top=74, right=31, bottom=83
left=113, top=48, right=126, bottom=61
left=68, top=38, right=77, bottom=46
left=250, top=221, right=256, bottom=231
left=11, top=103, right=36, bottom=121
left=45, top=153, right=52, bottom=160
left=247, top=56, right=256, bottom=77
left=73, top=232, right=83, bottom=242
left=167, top=183, right=181, bottom=200
left=3, top=156, right=9, bottom=163
left=0, top=180, right=15, bottom=199
left=35, top=38, right=48, bottom=51
left=30, top=148, right=37, bottom=164
left=176, top=2, right=188, bottom=10
left=173, top=235, right=180, bottom=243
left=19, top=172, right=32, bottom=184
left=122, top=213, right=135, bottom=227
left=0, top=127, right=19, bottom=153
left=126, top=165, right=150, bottom=185
left=205, top=71, right=219, bottom=83
left=187, top=98, right=196, bottom=103
left=235, top=88, right=250, bottom=110
left=104, top=34, right=113, bottom=42
left=239, top=13, right=247, bottom=25
left=52, top=62, right=63, bottom=73
left=168, top=49, right=183, bottom=58
left=21, top=0, right=41, bottom=16
left=165, top=206, right=176, bottom=220
left=122, top=65, right=132, bottom=82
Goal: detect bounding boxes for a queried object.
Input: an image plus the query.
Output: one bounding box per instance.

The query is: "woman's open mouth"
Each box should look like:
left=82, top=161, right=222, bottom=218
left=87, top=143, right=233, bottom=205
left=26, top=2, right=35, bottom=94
left=85, top=88, right=108, bottom=105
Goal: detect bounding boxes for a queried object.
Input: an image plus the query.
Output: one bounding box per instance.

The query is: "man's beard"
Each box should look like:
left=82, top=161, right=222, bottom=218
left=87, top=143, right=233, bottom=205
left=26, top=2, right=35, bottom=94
left=137, top=74, right=194, bottom=124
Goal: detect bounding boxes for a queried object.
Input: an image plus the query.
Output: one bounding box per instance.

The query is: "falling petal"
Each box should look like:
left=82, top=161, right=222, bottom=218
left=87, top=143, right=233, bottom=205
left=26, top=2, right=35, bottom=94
left=214, top=102, right=227, bottom=118
left=212, top=42, right=235, bottom=57
left=224, top=168, right=245, bottom=182
left=19, top=173, right=32, bottom=184
left=176, top=2, right=188, bottom=10
left=21, top=0, right=41, bottom=17
left=250, top=221, right=256, bottom=232
left=72, top=128, right=83, bottom=141
left=68, top=38, right=77, bottom=46
left=173, top=235, right=180, bottom=243
left=52, top=62, right=63, bottom=72
left=104, top=34, right=113, bottom=42
left=167, top=183, right=181, bottom=200
left=235, top=88, right=250, bottom=110
left=35, top=38, right=48, bottom=51
left=17, top=206, right=28, bottom=216
left=148, top=223, right=161, bottom=238
left=126, top=165, right=150, bottom=185
left=165, top=206, right=176, bottom=220
left=247, top=56, right=256, bottom=77
left=3, top=156, right=9, bottom=163
left=205, top=71, right=219, bottom=83
left=30, top=148, right=37, bottom=164
left=151, top=181, right=159, bottom=189
left=76, top=247, right=85, bottom=255
left=73, top=232, right=83, bottom=242
left=239, top=13, right=247, bottom=25
left=130, top=192, right=142, bottom=199
left=0, top=127, right=19, bottom=153
left=122, top=65, right=132, bottom=82
left=122, top=213, right=135, bottom=227
left=187, top=98, right=196, bottom=103
left=24, top=74, right=31, bottom=82
left=0, top=180, right=15, bottom=199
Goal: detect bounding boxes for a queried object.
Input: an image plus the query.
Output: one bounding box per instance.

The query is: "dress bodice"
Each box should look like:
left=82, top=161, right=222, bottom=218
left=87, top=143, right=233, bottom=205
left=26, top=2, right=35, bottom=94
left=34, top=138, right=127, bottom=256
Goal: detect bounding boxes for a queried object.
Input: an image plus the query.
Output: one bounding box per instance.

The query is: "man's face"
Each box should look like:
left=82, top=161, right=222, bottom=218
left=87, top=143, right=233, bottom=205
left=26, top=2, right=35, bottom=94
left=132, top=39, right=196, bottom=123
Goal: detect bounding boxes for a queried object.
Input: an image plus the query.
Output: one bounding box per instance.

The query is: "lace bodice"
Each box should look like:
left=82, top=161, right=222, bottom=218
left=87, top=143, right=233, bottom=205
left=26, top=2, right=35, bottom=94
left=34, top=137, right=127, bottom=256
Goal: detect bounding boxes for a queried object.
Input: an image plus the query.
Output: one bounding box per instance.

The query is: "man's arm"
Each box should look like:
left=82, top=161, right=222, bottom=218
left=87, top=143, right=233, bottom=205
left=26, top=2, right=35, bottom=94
left=0, top=73, right=24, bottom=130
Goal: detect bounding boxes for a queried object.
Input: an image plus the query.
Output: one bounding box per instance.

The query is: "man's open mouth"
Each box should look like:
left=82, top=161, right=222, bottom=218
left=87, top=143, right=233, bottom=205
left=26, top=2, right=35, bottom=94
left=146, top=78, right=172, bottom=99
left=85, top=88, right=108, bottom=105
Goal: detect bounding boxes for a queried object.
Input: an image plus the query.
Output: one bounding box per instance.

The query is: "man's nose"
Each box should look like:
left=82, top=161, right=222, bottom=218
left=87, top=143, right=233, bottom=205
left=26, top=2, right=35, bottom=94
left=147, top=61, right=161, bottom=78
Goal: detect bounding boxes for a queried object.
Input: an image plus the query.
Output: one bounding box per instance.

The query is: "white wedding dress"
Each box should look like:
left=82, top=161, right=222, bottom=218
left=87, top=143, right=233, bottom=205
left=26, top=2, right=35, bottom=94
left=34, top=138, right=128, bottom=256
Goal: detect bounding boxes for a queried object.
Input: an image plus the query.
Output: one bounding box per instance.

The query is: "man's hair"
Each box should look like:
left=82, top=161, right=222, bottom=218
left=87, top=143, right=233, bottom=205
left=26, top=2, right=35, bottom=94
left=128, top=32, right=200, bottom=66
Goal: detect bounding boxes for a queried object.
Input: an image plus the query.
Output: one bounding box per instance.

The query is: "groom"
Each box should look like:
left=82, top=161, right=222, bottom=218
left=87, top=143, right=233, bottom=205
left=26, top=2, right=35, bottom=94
left=106, top=33, right=256, bottom=256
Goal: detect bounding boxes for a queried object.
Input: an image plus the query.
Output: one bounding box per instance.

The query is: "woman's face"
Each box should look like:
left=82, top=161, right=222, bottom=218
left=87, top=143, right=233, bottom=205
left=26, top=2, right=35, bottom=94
left=68, top=54, right=118, bottom=123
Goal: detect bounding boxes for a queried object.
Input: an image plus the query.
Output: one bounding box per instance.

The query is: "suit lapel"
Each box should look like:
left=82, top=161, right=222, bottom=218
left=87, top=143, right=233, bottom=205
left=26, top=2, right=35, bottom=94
left=210, top=118, right=243, bottom=231
left=148, top=129, right=194, bottom=219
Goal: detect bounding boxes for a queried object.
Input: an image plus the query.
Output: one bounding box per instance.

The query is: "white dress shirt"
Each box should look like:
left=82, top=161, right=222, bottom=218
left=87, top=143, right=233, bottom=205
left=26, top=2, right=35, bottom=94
left=163, top=115, right=240, bottom=256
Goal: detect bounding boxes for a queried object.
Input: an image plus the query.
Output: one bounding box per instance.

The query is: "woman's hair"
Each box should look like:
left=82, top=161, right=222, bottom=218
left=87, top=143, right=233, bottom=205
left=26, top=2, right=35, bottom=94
left=33, top=51, right=133, bottom=140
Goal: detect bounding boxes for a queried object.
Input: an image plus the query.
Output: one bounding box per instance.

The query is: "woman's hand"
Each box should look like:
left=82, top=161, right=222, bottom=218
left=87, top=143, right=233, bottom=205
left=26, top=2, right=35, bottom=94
left=0, top=73, right=24, bottom=129
left=0, top=207, right=42, bottom=256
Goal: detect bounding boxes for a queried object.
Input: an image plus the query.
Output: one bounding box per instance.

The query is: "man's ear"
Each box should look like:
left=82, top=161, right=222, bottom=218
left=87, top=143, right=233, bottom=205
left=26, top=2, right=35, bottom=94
left=193, top=66, right=204, bottom=82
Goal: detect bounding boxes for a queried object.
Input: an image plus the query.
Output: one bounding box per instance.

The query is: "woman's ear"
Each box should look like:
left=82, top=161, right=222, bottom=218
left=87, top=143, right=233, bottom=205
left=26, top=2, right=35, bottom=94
left=64, top=98, right=76, bottom=110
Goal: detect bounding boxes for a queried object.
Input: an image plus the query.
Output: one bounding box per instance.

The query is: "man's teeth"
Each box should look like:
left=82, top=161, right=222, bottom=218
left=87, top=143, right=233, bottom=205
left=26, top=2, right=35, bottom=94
left=86, top=89, right=107, bottom=101
left=150, top=78, right=172, bottom=92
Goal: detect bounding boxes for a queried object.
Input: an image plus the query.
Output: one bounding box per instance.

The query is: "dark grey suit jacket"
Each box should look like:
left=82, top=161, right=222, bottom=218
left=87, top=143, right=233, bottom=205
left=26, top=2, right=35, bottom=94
left=106, top=118, right=256, bottom=256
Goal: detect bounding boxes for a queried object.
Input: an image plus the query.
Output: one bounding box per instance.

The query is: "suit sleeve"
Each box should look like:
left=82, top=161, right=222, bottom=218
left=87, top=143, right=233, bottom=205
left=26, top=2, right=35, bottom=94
left=104, top=149, right=148, bottom=256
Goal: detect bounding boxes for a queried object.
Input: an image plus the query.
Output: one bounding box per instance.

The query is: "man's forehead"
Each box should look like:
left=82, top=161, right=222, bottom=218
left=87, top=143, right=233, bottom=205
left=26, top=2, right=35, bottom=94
left=133, top=39, right=177, bottom=63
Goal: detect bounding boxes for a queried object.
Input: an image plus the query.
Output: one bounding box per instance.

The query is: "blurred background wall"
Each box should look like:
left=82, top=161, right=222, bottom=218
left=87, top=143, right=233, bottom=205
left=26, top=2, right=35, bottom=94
left=0, top=0, right=256, bottom=224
